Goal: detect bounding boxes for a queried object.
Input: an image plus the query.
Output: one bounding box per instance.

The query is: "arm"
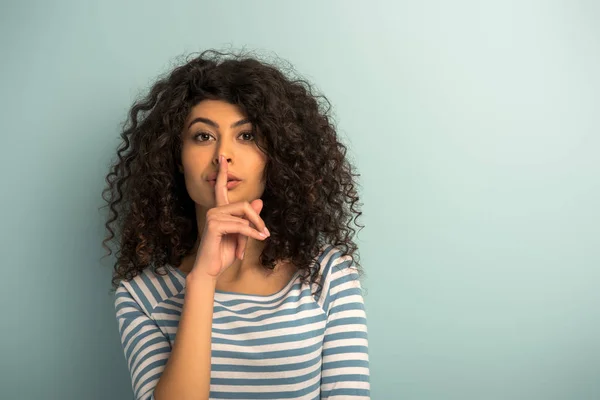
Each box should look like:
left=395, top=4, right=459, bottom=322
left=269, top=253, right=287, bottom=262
left=320, top=259, right=371, bottom=399
left=115, top=274, right=217, bottom=400
left=114, top=283, right=169, bottom=400
left=153, top=274, right=216, bottom=399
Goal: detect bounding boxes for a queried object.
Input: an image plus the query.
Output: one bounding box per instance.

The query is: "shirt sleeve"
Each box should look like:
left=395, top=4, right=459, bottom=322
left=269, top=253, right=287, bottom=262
left=320, top=256, right=371, bottom=399
left=114, top=283, right=172, bottom=400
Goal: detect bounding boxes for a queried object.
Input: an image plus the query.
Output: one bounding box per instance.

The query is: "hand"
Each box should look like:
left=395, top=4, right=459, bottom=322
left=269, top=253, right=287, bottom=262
left=190, top=155, right=270, bottom=280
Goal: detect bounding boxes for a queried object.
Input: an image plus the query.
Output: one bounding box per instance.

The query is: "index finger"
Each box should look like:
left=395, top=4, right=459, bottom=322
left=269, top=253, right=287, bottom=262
left=215, top=154, right=230, bottom=206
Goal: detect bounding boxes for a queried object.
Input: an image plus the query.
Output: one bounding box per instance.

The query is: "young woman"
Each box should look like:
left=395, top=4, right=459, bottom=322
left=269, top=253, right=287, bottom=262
left=102, top=49, right=369, bottom=400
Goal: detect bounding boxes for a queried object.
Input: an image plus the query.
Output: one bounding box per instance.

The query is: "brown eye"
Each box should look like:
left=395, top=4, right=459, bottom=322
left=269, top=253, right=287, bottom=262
left=240, top=131, right=255, bottom=141
left=193, top=133, right=211, bottom=142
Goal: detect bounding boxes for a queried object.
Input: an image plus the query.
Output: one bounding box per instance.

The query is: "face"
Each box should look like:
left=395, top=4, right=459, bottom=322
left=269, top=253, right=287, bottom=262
left=179, top=99, right=268, bottom=209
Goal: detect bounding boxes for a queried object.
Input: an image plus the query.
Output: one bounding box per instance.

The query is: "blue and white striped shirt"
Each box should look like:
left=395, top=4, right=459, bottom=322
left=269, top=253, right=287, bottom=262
left=114, top=244, right=370, bottom=399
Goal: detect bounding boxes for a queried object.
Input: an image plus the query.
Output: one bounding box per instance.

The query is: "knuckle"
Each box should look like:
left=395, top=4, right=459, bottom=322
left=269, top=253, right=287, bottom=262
left=206, top=218, right=219, bottom=230
left=206, top=211, right=217, bottom=221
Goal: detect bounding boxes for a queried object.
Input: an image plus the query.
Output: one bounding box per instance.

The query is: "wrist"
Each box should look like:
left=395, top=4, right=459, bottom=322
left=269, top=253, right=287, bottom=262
left=185, top=269, right=218, bottom=288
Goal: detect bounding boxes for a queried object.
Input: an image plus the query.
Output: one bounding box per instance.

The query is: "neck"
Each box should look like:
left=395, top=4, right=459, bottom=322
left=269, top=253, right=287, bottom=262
left=186, top=232, right=267, bottom=274
left=218, top=237, right=269, bottom=282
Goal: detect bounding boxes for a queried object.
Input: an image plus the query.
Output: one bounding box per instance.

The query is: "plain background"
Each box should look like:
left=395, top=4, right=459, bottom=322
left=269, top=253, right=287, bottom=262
left=1, top=1, right=599, bottom=399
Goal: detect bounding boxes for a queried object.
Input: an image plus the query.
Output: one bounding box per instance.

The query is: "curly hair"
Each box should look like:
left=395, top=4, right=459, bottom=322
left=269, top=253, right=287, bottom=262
left=100, top=48, right=365, bottom=295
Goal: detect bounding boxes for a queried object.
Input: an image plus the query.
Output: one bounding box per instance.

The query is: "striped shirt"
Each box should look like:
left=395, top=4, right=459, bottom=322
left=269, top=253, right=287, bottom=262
left=114, top=244, right=370, bottom=399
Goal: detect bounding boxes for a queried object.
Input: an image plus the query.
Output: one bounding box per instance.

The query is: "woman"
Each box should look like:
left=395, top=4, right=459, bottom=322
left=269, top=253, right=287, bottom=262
left=102, top=49, right=369, bottom=399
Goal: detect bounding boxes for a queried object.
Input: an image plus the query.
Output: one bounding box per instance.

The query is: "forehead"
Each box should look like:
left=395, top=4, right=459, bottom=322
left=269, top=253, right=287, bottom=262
left=187, top=99, right=246, bottom=120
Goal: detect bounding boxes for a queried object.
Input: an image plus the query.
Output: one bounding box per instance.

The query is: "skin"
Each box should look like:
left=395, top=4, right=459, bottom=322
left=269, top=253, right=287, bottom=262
left=177, top=99, right=296, bottom=294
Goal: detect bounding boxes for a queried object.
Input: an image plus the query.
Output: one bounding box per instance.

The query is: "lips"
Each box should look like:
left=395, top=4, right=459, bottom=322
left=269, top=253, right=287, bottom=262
left=208, top=179, right=240, bottom=183
left=206, top=172, right=241, bottom=181
left=208, top=179, right=241, bottom=189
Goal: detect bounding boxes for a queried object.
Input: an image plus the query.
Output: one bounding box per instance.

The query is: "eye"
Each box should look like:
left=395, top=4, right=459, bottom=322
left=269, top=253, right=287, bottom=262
left=192, top=132, right=212, bottom=142
left=192, top=131, right=255, bottom=142
left=240, top=131, right=255, bottom=141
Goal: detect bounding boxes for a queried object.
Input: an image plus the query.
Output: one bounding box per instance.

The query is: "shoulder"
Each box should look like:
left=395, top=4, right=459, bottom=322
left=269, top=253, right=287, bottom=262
left=114, top=264, right=186, bottom=317
left=315, top=244, right=359, bottom=282
left=312, top=244, right=361, bottom=312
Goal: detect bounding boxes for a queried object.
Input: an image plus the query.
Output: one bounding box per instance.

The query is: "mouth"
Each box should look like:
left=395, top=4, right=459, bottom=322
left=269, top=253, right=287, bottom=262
left=208, top=179, right=242, bottom=190
left=207, top=172, right=242, bottom=181
left=208, top=179, right=241, bottom=183
left=208, top=179, right=242, bottom=189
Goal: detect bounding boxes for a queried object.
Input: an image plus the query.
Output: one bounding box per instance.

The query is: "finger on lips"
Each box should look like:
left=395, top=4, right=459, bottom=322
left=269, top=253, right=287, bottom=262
left=216, top=154, right=269, bottom=239
left=216, top=154, right=229, bottom=206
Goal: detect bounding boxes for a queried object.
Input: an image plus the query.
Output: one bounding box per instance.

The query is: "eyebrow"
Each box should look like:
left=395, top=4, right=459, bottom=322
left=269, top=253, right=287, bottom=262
left=187, top=117, right=251, bottom=130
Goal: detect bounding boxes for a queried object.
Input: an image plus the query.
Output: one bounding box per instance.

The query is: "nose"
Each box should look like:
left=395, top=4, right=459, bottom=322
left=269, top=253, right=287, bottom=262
left=214, top=154, right=231, bottom=166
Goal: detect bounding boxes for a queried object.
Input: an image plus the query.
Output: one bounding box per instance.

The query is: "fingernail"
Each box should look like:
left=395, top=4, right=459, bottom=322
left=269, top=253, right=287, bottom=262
left=241, top=251, right=245, bottom=259
left=263, top=227, right=270, bottom=237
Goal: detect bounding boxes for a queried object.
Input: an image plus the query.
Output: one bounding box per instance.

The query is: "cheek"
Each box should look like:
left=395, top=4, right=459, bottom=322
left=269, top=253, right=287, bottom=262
left=182, top=148, right=211, bottom=171
left=252, top=164, right=267, bottom=185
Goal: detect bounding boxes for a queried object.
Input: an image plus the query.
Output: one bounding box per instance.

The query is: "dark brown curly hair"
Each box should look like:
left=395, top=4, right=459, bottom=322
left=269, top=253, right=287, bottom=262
left=100, top=48, right=364, bottom=295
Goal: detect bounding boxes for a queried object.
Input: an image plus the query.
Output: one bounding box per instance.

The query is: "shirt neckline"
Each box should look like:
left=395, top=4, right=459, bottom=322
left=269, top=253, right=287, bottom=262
left=168, top=264, right=302, bottom=302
